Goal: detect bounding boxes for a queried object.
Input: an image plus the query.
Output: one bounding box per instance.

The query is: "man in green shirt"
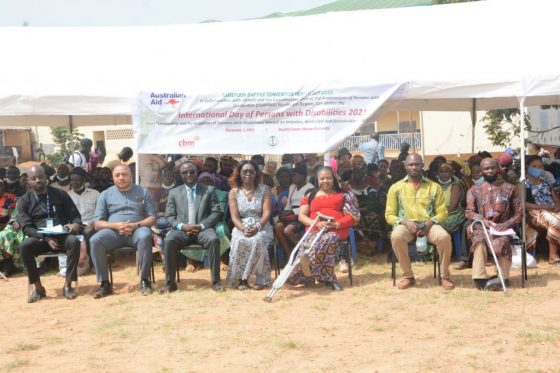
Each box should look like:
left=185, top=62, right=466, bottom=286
left=385, top=154, right=454, bottom=290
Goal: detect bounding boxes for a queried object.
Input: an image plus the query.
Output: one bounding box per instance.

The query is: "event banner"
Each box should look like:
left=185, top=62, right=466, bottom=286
left=133, top=85, right=400, bottom=154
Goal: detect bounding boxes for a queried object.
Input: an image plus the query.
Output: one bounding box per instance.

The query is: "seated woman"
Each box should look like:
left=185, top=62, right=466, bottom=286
left=288, top=166, right=360, bottom=291
left=0, top=207, right=26, bottom=277
left=525, top=155, right=560, bottom=265
left=437, top=163, right=467, bottom=234
left=275, top=166, right=314, bottom=257
left=343, top=155, right=383, bottom=256
left=227, top=160, right=274, bottom=290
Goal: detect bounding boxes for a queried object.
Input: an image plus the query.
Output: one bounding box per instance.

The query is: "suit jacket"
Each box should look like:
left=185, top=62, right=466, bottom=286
left=165, top=183, right=221, bottom=230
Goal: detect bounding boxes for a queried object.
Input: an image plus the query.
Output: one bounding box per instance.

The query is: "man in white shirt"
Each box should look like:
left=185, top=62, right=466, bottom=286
left=68, top=138, right=93, bottom=173
left=66, top=167, right=99, bottom=273
left=275, top=166, right=315, bottom=256
left=358, top=132, right=385, bottom=165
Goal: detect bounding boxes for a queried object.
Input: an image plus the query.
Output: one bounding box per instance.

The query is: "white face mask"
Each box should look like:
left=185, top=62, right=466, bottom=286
left=437, top=177, right=452, bottom=186
left=162, top=183, right=176, bottom=190
left=57, top=175, right=69, bottom=182
left=472, top=176, right=484, bottom=185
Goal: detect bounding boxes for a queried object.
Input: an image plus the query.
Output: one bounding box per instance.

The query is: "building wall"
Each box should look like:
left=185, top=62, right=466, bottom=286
left=527, top=106, right=560, bottom=151
left=4, top=129, right=32, bottom=161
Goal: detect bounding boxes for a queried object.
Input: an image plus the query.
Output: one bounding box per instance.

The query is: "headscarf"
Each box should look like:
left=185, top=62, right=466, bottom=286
left=198, top=171, right=216, bottom=185
left=497, top=152, right=513, bottom=167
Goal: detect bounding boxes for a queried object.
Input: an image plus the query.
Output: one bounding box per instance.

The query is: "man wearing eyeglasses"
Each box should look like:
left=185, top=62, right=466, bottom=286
left=160, top=162, right=224, bottom=293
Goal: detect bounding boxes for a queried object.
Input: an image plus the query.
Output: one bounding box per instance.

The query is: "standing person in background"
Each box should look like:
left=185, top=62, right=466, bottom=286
left=68, top=138, right=93, bottom=173
left=103, top=146, right=134, bottom=171
left=397, top=142, right=410, bottom=162
left=293, top=154, right=305, bottom=169
left=280, top=154, right=293, bottom=169
left=202, top=156, right=230, bottom=192
left=358, top=133, right=384, bottom=165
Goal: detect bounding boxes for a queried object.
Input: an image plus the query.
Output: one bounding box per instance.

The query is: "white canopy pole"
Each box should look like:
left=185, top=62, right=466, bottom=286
left=518, top=96, right=527, bottom=287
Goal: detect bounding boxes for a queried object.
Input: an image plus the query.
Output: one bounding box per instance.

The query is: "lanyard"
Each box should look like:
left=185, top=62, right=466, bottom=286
left=34, top=192, right=51, bottom=219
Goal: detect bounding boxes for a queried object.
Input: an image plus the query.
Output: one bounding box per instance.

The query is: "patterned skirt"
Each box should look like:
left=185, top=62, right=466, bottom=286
left=226, top=225, right=273, bottom=287
left=442, top=207, right=467, bottom=235
left=358, top=211, right=383, bottom=240
left=527, top=210, right=560, bottom=250
left=0, top=225, right=26, bottom=270
left=288, top=231, right=340, bottom=285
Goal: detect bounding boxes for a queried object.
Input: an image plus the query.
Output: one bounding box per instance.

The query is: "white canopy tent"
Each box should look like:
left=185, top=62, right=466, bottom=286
left=0, top=0, right=558, bottom=285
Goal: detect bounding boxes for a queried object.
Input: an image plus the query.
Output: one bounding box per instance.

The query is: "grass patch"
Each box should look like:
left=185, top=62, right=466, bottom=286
left=7, top=343, right=40, bottom=352
left=3, top=358, right=30, bottom=372
left=280, top=339, right=301, bottom=350
left=517, top=330, right=559, bottom=345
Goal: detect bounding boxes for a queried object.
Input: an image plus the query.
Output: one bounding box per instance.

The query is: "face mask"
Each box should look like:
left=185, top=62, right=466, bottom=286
left=483, top=173, right=498, bottom=183
left=73, top=185, right=85, bottom=193
left=4, top=178, right=19, bottom=185
left=57, top=175, right=69, bottom=182
left=437, top=177, right=452, bottom=186
left=162, top=183, right=176, bottom=190
left=472, top=176, right=484, bottom=185
left=527, top=166, right=544, bottom=178
left=555, top=159, right=560, bottom=164
left=542, top=158, right=550, bottom=166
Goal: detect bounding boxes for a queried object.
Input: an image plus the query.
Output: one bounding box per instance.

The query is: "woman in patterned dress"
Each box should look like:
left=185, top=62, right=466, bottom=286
left=525, top=155, right=560, bottom=265
left=437, top=162, right=467, bottom=234
left=289, top=166, right=360, bottom=291
left=227, top=160, right=273, bottom=290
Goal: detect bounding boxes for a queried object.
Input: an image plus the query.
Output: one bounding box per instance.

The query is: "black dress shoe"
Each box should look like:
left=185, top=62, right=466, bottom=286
left=212, top=282, right=225, bottom=292
left=325, top=281, right=343, bottom=291
left=158, top=282, right=178, bottom=294
left=140, top=279, right=153, bottom=296
left=63, top=285, right=77, bottom=300
left=28, top=286, right=46, bottom=303
left=93, top=280, right=113, bottom=299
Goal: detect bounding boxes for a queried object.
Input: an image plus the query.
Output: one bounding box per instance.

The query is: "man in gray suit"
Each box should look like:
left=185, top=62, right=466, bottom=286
left=161, top=162, right=224, bottom=293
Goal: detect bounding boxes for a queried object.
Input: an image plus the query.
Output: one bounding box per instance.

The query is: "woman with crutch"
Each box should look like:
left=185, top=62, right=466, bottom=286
left=288, top=166, right=360, bottom=291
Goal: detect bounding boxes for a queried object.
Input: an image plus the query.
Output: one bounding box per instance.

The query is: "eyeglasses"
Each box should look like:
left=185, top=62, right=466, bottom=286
left=241, top=169, right=256, bottom=175
left=181, top=170, right=197, bottom=175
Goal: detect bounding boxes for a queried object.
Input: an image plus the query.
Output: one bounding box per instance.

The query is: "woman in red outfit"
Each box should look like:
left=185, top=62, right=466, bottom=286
left=289, top=166, right=360, bottom=291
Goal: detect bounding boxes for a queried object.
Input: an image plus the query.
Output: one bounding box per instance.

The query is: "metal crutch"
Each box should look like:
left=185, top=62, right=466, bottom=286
left=472, top=218, right=508, bottom=293
left=264, top=213, right=334, bottom=302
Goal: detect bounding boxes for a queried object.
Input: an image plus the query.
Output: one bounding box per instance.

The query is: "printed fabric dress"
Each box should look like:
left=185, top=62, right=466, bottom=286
left=226, top=184, right=273, bottom=287
left=288, top=191, right=360, bottom=285
left=525, top=177, right=560, bottom=251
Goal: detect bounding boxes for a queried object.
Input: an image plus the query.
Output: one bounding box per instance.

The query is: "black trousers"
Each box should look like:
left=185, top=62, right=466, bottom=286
left=20, top=235, right=80, bottom=284
left=163, top=229, right=221, bottom=285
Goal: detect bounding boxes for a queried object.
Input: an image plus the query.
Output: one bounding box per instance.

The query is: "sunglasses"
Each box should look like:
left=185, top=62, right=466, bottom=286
left=181, top=170, right=197, bottom=175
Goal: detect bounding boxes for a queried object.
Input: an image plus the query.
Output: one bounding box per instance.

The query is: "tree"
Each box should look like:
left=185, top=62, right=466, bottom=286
left=46, top=127, right=84, bottom=164
left=482, top=109, right=531, bottom=148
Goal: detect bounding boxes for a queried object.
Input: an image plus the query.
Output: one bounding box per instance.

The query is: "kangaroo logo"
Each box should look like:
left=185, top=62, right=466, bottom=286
left=165, top=99, right=180, bottom=107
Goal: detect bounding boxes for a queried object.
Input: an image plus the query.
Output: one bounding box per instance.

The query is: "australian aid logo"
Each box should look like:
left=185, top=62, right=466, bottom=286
left=178, top=136, right=200, bottom=148
left=149, top=92, right=186, bottom=107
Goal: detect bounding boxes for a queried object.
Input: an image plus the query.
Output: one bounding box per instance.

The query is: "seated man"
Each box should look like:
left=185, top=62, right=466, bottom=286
left=465, top=158, right=522, bottom=290
left=161, top=162, right=224, bottom=293
left=67, top=167, right=100, bottom=271
left=90, top=165, right=156, bottom=298
left=385, top=154, right=454, bottom=290
left=17, top=165, right=82, bottom=303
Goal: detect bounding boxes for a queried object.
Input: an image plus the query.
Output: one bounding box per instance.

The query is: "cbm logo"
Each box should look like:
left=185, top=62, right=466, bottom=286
left=178, top=137, right=199, bottom=148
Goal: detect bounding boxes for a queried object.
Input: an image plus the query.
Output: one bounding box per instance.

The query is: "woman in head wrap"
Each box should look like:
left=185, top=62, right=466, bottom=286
left=436, top=162, right=467, bottom=234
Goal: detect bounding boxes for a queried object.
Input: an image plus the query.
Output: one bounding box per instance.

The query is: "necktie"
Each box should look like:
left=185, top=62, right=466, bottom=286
left=187, top=188, right=196, bottom=225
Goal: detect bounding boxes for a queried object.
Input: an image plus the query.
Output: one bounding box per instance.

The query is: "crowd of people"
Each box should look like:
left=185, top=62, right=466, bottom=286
left=1, top=135, right=559, bottom=303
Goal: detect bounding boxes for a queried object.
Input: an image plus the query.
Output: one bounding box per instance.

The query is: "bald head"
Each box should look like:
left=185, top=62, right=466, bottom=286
left=480, top=157, right=497, bottom=168
left=404, top=153, right=424, bottom=180
left=480, top=157, right=498, bottom=183
left=112, top=164, right=133, bottom=191
left=29, top=165, right=48, bottom=194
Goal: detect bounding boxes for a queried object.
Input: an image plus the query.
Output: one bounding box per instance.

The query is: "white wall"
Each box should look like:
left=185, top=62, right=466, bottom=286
left=421, top=111, right=507, bottom=156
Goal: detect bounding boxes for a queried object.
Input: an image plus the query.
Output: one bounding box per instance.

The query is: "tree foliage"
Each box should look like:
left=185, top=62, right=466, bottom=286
left=47, top=127, right=84, bottom=165
left=482, top=109, right=531, bottom=148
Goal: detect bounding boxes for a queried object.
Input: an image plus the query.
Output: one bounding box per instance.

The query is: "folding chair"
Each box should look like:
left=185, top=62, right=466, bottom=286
left=391, top=241, right=441, bottom=286
left=176, top=244, right=206, bottom=283
left=31, top=251, right=78, bottom=294
left=108, top=246, right=155, bottom=285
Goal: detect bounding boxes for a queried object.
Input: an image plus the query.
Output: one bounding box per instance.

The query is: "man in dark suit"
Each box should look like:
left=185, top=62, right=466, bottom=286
left=161, top=162, right=224, bottom=293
